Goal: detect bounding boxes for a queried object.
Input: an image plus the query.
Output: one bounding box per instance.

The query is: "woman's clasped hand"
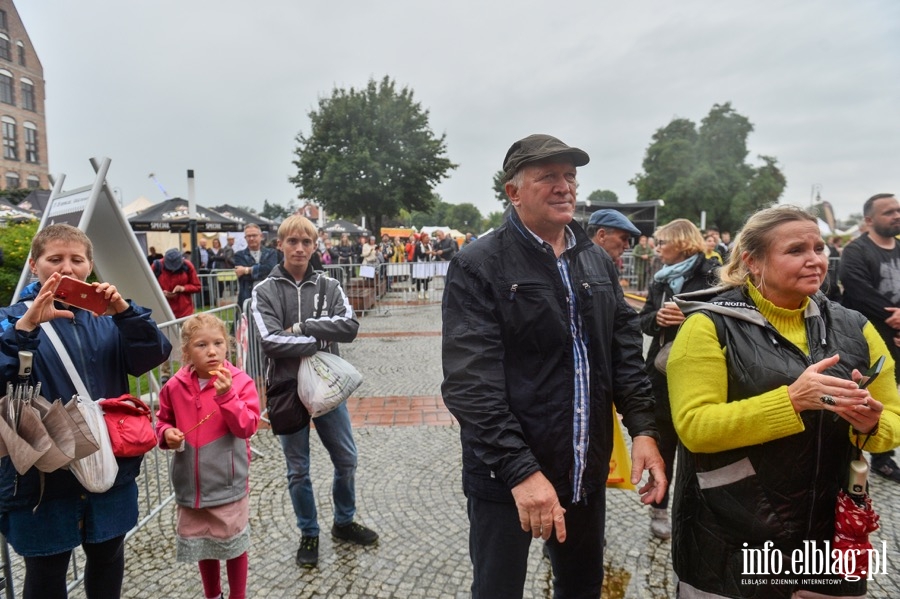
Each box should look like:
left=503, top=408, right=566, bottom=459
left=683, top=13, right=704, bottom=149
left=786, top=354, right=882, bottom=434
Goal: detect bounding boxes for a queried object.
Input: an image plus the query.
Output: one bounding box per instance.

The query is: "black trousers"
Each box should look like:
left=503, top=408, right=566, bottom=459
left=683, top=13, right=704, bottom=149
left=467, top=488, right=606, bottom=599
left=23, top=535, right=125, bottom=599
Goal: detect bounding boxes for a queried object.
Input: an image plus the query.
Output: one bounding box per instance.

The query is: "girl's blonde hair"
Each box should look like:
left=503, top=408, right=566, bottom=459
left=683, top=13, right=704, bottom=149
left=654, top=218, right=705, bottom=259
left=719, top=204, right=818, bottom=288
left=180, top=313, right=231, bottom=362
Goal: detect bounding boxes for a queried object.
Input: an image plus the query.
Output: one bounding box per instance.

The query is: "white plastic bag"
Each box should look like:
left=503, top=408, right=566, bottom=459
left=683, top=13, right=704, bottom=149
left=67, top=396, right=118, bottom=493
left=297, top=352, right=363, bottom=418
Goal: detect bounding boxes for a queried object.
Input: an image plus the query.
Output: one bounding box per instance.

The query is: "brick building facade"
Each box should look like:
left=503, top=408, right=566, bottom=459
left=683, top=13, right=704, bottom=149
left=0, top=0, right=47, bottom=192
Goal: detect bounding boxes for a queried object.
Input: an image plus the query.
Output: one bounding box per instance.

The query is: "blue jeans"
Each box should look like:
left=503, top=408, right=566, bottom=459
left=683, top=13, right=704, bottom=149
left=278, top=402, right=358, bottom=537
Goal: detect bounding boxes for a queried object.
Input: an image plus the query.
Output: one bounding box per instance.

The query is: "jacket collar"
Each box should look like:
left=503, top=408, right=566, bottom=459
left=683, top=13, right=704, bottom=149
left=675, top=285, right=826, bottom=331
left=19, top=281, right=40, bottom=301
left=270, top=263, right=318, bottom=285
left=505, top=207, right=593, bottom=258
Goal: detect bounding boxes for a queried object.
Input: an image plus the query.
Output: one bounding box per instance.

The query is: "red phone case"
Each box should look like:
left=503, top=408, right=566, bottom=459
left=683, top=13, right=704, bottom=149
left=53, top=277, right=110, bottom=314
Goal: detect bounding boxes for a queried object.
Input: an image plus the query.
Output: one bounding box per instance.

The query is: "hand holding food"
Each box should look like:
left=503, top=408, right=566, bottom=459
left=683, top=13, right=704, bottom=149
left=209, top=364, right=233, bottom=395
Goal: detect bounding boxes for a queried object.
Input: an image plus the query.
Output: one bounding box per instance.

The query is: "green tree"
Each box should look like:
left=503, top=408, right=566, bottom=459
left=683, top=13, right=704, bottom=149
left=483, top=210, right=505, bottom=232
left=0, top=220, right=39, bottom=304
left=492, top=170, right=509, bottom=207
left=408, top=194, right=446, bottom=229
left=587, top=189, right=619, bottom=204
left=291, top=76, right=457, bottom=235
left=259, top=200, right=293, bottom=221
left=447, top=203, right=483, bottom=232
left=630, top=103, right=784, bottom=232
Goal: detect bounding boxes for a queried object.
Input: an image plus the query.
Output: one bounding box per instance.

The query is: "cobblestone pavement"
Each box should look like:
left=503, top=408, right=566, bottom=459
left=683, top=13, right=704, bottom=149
left=11, top=292, right=900, bottom=597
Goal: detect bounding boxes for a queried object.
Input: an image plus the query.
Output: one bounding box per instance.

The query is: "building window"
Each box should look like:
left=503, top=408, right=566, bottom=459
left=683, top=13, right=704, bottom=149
left=0, top=71, right=13, bottom=105
left=2, top=118, right=17, bottom=160
left=16, top=41, right=24, bottom=67
left=24, top=123, right=37, bottom=163
left=5, top=172, right=18, bottom=189
left=0, top=11, right=7, bottom=31
left=0, top=35, right=9, bottom=62
left=21, top=79, right=33, bottom=111
left=26, top=175, right=39, bottom=189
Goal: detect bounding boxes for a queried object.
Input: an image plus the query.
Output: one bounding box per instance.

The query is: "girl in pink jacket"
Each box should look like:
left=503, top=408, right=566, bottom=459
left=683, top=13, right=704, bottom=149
left=156, top=313, right=260, bottom=599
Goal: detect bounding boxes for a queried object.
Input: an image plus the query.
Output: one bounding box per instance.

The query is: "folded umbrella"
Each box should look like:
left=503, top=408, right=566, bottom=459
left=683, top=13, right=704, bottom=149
left=30, top=395, right=76, bottom=472
left=834, top=489, right=880, bottom=580
left=0, top=393, right=52, bottom=475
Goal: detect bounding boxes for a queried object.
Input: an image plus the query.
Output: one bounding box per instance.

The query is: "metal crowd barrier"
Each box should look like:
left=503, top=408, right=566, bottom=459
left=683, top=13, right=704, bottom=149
left=319, top=261, right=448, bottom=315
left=194, top=268, right=241, bottom=311
left=187, top=262, right=452, bottom=318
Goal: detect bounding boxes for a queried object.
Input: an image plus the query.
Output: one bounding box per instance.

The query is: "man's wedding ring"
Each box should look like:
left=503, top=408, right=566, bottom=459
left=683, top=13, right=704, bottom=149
left=820, top=395, right=836, bottom=406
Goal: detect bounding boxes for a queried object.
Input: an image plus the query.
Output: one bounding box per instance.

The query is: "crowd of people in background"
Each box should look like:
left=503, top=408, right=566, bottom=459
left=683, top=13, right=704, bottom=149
left=142, top=210, right=861, bottom=330
left=311, top=229, right=469, bottom=269
left=144, top=226, right=478, bottom=316
left=142, top=216, right=854, bottom=320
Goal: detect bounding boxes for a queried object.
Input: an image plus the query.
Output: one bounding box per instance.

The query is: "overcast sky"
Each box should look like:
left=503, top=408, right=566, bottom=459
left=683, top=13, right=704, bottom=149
left=16, top=0, right=900, bottom=227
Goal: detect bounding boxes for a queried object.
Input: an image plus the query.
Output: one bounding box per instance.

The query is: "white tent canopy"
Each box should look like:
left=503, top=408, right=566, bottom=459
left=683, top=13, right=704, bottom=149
left=122, top=196, right=154, bottom=216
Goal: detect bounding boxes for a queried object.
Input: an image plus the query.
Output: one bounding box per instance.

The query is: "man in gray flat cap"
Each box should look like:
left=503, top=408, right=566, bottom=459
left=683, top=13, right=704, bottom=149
left=587, top=208, right=642, bottom=262
left=442, top=134, right=666, bottom=598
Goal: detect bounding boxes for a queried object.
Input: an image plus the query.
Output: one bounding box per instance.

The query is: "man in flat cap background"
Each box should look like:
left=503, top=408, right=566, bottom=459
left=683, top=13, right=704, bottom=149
left=442, top=134, right=666, bottom=598
left=586, top=208, right=642, bottom=262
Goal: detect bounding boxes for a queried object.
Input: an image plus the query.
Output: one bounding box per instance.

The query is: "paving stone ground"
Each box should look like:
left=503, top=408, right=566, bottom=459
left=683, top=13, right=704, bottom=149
left=7, top=290, right=900, bottom=598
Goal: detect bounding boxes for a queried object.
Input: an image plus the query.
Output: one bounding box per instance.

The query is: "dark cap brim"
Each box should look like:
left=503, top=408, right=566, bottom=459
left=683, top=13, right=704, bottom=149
left=502, top=134, right=590, bottom=182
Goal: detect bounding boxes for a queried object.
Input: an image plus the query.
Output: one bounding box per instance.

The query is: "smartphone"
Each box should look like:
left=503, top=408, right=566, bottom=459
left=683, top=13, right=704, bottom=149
left=53, top=276, right=111, bottom=315
left=858, top=355, right=886, bottom=390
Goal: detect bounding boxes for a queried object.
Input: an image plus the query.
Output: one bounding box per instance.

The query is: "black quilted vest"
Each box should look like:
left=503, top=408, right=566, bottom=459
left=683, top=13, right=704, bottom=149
left=672, top=288, right=870, bottom=598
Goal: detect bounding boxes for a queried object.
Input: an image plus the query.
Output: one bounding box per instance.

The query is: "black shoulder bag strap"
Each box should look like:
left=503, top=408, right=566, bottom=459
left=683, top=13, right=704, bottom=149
left=314, top=275, right=327, bottom=319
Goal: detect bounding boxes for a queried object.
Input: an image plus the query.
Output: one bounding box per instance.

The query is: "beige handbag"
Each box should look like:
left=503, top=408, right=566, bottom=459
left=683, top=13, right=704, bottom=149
left=653, top=332, right=673, bottom=375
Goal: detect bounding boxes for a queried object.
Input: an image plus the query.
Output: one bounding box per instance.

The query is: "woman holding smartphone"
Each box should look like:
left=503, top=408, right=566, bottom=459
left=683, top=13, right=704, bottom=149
left=0, top=224, right=171, bottom=599
left=667, top=206, right=900, bottom=597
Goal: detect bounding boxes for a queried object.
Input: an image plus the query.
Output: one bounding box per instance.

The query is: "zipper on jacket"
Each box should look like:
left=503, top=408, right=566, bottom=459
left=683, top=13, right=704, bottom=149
left=508, top=284, right=518, bottom=301
left=777, top=338, right=822, bottom=538
left=806, top=410, right=825, bottom=538
left=296, top=275, right=318, bottom=324
left=581, top=282, right=592, bottom=297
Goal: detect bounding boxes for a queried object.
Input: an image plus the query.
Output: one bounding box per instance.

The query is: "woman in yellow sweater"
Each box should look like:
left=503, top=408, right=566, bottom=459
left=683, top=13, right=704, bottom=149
left=667, top=205, right=900, bottom=598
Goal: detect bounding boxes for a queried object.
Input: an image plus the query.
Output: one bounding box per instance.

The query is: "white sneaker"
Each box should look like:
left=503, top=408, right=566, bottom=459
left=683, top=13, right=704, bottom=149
left=423, top=291, right=429, bottom=300
left=417, top=291, right=424, bottom=300
left=650, top=507, right=671, bottom=540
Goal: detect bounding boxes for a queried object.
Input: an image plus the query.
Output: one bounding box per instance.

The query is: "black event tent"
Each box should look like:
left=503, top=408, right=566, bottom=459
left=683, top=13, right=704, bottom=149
left=128, top=198, right=242, bottom=233
left=211, top=204, right=278, bottom=232
left=324, top=219, right=369, bottom=236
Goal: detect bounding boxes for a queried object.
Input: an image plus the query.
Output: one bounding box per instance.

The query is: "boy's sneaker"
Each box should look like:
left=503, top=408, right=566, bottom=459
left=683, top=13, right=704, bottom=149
left=872, top=456, right=900, bottom=483
left=295, top=536, right=319, bottom=568
left=332, top=522, right=379, bottom=546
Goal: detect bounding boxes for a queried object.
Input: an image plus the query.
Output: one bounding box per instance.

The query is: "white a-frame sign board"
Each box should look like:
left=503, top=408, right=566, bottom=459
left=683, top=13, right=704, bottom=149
left=13, top=157, right=175, bottom=323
